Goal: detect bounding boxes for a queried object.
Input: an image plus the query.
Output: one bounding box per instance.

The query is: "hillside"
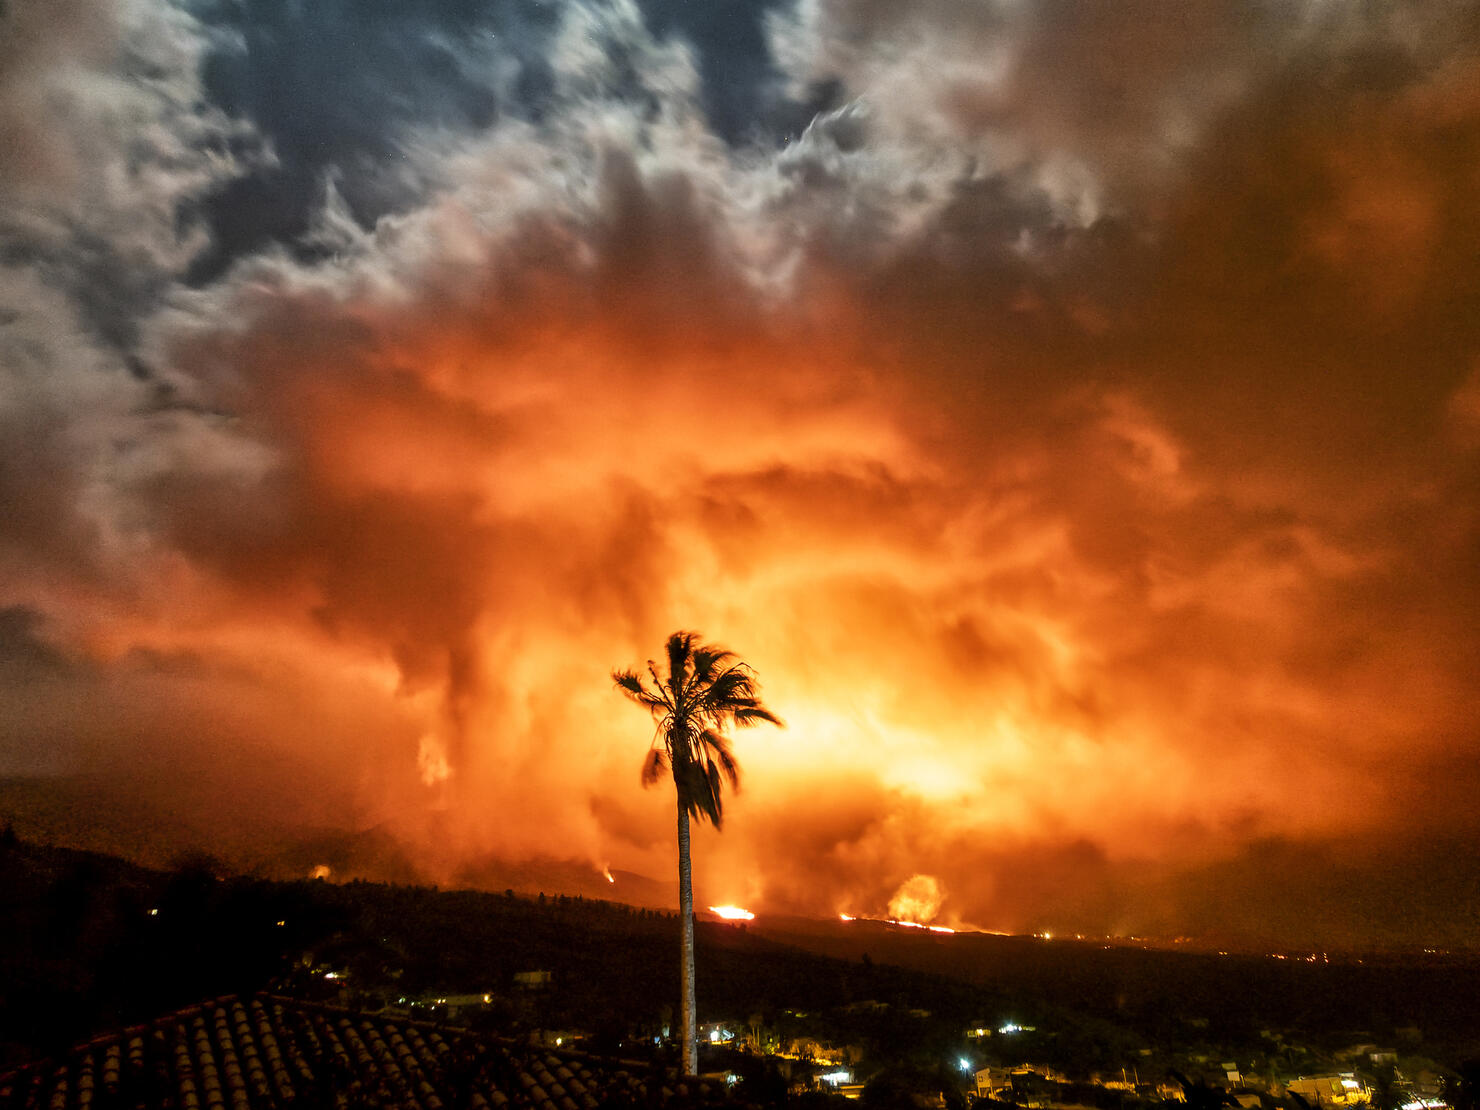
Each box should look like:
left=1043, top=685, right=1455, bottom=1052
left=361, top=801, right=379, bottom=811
left=751, top=916, right=1480, bottom=1062
left=4, top=832, right=1478, bottom=1081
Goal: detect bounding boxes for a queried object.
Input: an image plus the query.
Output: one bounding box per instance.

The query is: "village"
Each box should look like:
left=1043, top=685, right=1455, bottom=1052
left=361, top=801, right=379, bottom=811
left=312, top=953, right=1460, bottom=1108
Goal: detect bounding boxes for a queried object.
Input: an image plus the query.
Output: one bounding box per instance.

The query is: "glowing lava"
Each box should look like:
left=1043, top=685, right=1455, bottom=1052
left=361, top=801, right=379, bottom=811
left=890, top=919, right=955, bottom=934
left=708, top=905, right=756, bottom=921
left=838, top=911, right=954, bottom=933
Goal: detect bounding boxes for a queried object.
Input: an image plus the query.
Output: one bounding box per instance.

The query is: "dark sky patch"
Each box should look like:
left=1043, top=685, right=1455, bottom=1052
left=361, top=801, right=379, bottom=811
left=187, top=0, right=560, bottom=277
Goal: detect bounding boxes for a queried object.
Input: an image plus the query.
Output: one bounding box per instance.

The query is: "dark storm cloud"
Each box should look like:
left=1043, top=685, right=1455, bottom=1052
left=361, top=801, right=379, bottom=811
left=183, top=0, right=816, bottom=279
left=187, top=0, right=562, bottom=276
left=636, top=0, right=827, bottom=144
left=0, top=607, right=74, bottom=678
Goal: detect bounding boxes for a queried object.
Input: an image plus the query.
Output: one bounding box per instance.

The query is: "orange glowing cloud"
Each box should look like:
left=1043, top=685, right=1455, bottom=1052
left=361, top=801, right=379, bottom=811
left=2, top=0, right=1478, bottom=949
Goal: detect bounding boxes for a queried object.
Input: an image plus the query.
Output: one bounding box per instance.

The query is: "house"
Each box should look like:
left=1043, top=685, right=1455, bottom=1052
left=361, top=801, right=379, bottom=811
left=408, top=991, right=496, bottom=1023
left=700, top=1022, right=735, bottom=1045
left=976, top=1067, right=1014, bottom=1098
left=1286, top=1074, right=1369, bottom=1106
left=0, top=993, right=753, bottom=1110
left=974, top=1068, right=1053, bottom=1107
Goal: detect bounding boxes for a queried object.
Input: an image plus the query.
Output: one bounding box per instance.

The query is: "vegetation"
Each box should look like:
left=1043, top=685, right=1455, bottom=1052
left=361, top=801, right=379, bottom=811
left=612, top=631, right=782, bottom=1075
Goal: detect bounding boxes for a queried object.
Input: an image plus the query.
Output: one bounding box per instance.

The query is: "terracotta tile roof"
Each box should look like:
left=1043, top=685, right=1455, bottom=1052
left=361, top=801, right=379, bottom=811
left=0, top=996, right=738, bottom=1110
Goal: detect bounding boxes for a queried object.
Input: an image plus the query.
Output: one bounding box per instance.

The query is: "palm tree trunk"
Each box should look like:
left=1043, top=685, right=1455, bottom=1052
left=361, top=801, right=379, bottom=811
left=676, top=798, right=698, bottom=1077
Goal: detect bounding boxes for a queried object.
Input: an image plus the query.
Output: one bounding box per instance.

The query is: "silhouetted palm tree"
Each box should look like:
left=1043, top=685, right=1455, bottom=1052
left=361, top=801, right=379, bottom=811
left=613, top=631, right=782, bottom=1076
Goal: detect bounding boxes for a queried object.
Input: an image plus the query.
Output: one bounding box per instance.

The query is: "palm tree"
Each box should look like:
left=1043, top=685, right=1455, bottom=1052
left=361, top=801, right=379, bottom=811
left=613, top=631, right=782, bottom=1076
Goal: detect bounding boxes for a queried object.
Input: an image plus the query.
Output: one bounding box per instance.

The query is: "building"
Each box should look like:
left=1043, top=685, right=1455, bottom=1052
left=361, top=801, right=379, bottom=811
left=1286, top=1074, right=1370, bottom=1106
left=0, top=994, right=757, bottom=1110
left=974, top=1067, right=1053, bottom=1107
left=976, top=1066, right=1015, bottom=1098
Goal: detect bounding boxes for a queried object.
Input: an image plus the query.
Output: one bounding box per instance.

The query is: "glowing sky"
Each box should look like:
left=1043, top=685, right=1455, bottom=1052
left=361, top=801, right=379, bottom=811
left=2, top=0, right=1478, bottom=948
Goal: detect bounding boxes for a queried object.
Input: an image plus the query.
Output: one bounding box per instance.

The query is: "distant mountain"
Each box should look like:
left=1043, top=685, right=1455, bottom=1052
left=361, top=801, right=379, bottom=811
left=244, top=823, right=427, bottom=885
left=0, top=774, right=223, bottom=869
left=0, top=774, right=673, bottom=907
left=451, top=854, right=673, bottom=908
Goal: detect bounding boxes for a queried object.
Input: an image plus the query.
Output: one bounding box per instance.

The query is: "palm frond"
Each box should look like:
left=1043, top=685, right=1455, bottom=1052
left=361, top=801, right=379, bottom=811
left=612, top=668, right=669, bottom=715
left=640, top=747, right=669, bottom=787
left=697, top=666, right=780, bottom=728
left=611, top=668, right=645, bottom=695
left=646, top=661, right=672, bottom=707
left=689, top=646, right=736, bottom=690
left=678, top=758, right=723, bottom=827
left=666, top=631, right=698, bottom=699
left=703, top=761, right=726, bottom=828
left=699, top=665, right=757, bottom=707
left=700, top=729, right=741, bottom=792
left=733, top=703, right=783, bottom=728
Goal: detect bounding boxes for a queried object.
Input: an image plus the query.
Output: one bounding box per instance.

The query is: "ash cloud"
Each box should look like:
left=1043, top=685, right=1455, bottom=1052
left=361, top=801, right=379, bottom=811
left=1, top=0, right=1478, bottom=944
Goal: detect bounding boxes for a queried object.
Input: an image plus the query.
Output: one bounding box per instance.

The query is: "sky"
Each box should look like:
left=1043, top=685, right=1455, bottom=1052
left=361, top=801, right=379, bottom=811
left=2, top=0, right=1478, bottom=950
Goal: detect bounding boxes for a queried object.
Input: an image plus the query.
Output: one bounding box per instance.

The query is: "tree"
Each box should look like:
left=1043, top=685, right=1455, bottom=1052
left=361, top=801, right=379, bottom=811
left=1169, top=1071, right=1237, bottom=1110
left=1367, top=1064, right=1405, bottom=1110
left=613, top=631, right=782, bottom=1076
left=1447, top=1060, right=1480, bottom=1110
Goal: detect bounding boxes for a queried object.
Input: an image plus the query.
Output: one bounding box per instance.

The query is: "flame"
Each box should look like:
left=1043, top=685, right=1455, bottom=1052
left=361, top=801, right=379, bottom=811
left=310, top=864, right=332, bottom=881
left=887, top=874, right=945, bottom=925
left=602, top=867, right=614, bottom=883
left=708, top=905, right=755, bottom=920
